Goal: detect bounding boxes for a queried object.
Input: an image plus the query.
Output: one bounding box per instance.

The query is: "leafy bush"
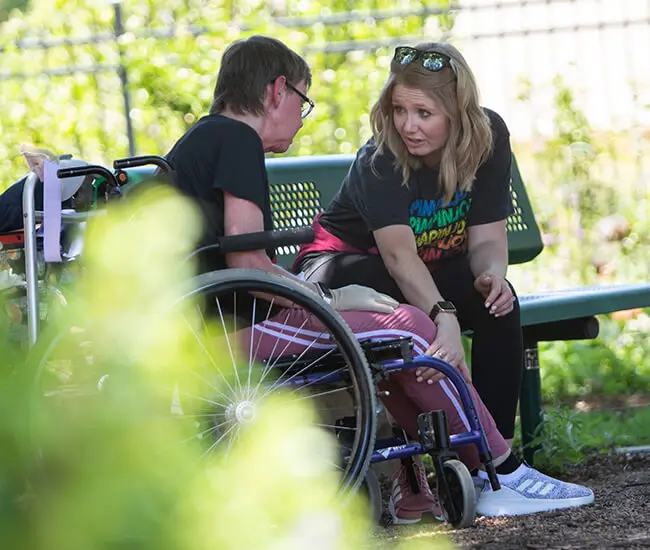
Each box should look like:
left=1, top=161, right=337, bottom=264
left=1, top=1, right=648, bottom=404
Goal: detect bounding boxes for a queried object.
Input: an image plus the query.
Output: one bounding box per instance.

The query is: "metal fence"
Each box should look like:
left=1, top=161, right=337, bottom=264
left=1, top=0, right=649, bottom=152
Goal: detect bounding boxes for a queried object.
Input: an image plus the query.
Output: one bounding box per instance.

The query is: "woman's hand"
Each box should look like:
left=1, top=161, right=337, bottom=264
left=418, top=314, right=471, bottom=384
left=474, top=271, right=516, bottom=317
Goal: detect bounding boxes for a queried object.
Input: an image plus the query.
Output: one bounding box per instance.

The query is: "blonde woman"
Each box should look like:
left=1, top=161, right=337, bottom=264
left=166, top=38, right=592, bottom=526
left=295, top=43, right=537, bottom=523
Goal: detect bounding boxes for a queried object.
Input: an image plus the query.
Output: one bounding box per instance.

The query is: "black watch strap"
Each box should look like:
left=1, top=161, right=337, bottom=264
left=429, top=300, right=457, bottom=321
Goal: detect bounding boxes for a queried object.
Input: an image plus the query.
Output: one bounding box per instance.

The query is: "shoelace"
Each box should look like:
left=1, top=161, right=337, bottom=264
left=414, top=463, right=438, bottom=502
left=396, top=462, right=434, bottom=500
left=416, top=463, right=446, bottom=521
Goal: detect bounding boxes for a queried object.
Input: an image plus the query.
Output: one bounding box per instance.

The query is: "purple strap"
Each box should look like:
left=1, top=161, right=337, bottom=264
left=43, top=160, right=62, bottom=262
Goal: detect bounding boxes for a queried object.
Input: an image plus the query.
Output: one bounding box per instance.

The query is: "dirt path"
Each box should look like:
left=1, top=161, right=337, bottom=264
left=379, top=453, right=650, bottom=549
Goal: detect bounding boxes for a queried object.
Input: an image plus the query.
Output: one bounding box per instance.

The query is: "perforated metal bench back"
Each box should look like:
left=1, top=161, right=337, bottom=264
left=506, top=156, right=544, bottom=264
left=118, top=154, right=543, bottom=268
left=266, top=153, right=544, bottom=268
left=266, top=155, right=353, bottom=268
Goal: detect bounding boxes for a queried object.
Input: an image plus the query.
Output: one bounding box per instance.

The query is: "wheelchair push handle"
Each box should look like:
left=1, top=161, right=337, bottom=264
left=218, top=227, right=314, bottom=253
left=57, top=165, right=119, bottom=189
left=113, top=155, right=173, bottom=173
left=185, top=227, right=315, bottom=263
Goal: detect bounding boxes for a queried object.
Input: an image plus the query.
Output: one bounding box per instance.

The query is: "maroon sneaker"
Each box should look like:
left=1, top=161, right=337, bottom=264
left=388, top=455, right=444, bottom=524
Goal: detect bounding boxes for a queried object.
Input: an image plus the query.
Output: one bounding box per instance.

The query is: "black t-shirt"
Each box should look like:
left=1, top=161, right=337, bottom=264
left=319, top=108, right=513, bottom=269
left=165, top=115, right=275, bottom=273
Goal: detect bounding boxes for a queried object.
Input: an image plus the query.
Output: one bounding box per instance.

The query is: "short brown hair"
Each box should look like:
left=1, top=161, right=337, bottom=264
left=209, top=35, right=311, bottom=116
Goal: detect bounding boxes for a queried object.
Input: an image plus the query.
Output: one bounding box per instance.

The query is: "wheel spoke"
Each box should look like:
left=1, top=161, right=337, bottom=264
left=178, top=390, right=228, bottom=409
left=186, top=367, right=232, bottom=405
left=184, top=316, right=238, bottom=400
left=214, top=296, right=243, bottom=394
left=248, top=297, right=278, bottom=397
left=315, top=422, right=356, bottom=431
left=182, top=420, right=227, bottom=444
left=295, top=385, right=352, bottom=401
left=250, top=309, right=294, bottom=397
left=201, top=423, right=237, bottom=457
left=232, top=292, right=240, bottom=392
left=260, top=343, right=335, bottom=398
left=223, top=425, right=241, bottom=458
left=246, top=297, right=257, bottom=398
left=288, top=365, right=346, bottom=394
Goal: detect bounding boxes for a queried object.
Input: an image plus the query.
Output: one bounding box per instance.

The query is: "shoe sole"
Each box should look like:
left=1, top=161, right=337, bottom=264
left=388, top=498, right=423, bottom=525
left=477, top=487, right=595, bottom=517
left=388, top=498, right=445, bottom=525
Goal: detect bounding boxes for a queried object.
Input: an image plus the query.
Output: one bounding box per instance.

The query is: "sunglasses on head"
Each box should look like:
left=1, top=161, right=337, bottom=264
left=393, top=46, right=457, bottom=75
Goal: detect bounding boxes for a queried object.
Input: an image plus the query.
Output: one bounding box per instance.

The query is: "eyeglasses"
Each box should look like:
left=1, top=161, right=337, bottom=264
left=286, top=82, right=315, bottom=119
left=393, top=46, right=457, bottom=75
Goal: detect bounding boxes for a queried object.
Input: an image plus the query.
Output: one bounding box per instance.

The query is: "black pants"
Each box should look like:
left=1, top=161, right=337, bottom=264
left=297, top=253, right=524, bottom=440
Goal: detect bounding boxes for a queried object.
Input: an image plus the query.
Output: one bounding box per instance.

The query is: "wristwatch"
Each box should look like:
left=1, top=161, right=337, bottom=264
left=314, top=282, right=333, bottom=306
left=429, top=300, right=457, bottom=322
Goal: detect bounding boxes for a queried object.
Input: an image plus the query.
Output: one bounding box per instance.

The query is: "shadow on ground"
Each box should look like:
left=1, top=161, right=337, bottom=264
left=376, top=453, right=650, bottom=549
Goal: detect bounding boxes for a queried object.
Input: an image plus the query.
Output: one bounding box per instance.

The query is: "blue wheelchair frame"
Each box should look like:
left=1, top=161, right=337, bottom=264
left=15, top=155, right=502, bottom=528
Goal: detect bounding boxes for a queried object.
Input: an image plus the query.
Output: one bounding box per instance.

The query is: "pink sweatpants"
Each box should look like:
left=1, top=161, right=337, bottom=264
left=241, top=304, right=509, bottom=469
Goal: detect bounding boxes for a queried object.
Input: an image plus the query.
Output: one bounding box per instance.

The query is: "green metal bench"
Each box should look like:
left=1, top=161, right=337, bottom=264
left=117, top=154, right=650, bottom=463
left=265, top=153, right=650, bottom=464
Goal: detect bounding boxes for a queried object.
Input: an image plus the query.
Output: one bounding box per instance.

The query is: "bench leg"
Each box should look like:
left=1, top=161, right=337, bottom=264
left=520, top=341, right=543, bottom=465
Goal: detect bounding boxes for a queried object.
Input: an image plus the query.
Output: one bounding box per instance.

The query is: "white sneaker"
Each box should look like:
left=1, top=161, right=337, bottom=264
left=475, top=464, right=594, bottom=517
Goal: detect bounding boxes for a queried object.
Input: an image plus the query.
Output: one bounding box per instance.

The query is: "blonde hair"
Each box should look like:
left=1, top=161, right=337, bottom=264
left=370, top=42, right=493, bottom=203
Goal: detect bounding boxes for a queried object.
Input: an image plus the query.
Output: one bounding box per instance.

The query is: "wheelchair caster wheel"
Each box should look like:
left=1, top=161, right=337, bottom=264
left=438, top=459, right=476, bottom=528
left=360, top=466, right=382, bottom=525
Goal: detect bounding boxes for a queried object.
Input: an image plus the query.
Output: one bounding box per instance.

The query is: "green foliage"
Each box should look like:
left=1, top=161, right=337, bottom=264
left=1, top=188, right=451, bottom=549
left=578, top=405, right=650, bottom=449
left=0, top=0, right=457, bottom=186
left=545, top=79, right=617, bottom=225
left=510, top=76, right=650, bottom=403
left=522, top=404, right=650, bottom=474
left=525, top=406, right=588, bottom=474
left=539, top=313, right=650, bottom=400
left=0, top=0, right=27, bottom=22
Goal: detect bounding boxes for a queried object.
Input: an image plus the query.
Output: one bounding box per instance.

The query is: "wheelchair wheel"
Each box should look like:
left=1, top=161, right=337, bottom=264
left=173, top=269, right=377, bottom=494
left=437, top=459, right=476, bottom=528
left=30, top=268, right=377, bottom=497
left=359, top=465, right=383, bottom=525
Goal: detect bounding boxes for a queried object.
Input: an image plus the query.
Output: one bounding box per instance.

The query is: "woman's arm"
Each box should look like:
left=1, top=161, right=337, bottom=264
left=373, top=224, right=445, bottom=314
left=374, top=223, right=467, bottom=379
left=467, top=219, right=515, bottom=316
left=466, top=220, right=508, bottom=279
left=223, top=191, right=316, bottom=290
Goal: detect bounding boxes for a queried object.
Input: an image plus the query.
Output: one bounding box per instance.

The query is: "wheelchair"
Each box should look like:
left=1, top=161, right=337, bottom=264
left=9, top=155, right=501, bottom=529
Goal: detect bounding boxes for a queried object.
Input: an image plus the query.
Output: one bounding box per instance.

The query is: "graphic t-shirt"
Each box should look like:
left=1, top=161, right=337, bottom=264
left=165, top=114, right=275, bottom=273
left=317, top=108, right=513, bottom=270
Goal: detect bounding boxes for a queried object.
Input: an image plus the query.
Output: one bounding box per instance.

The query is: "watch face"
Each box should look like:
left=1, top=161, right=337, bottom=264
left=438, top=301, right=456, bottom=312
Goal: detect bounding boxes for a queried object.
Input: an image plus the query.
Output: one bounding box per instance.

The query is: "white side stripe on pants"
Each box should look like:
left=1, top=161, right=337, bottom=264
left=253, top=322, right=471, bottom=431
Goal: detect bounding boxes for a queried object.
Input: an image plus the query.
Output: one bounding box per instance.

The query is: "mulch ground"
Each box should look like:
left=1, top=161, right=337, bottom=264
left=376, top=452, right=650, bottom=549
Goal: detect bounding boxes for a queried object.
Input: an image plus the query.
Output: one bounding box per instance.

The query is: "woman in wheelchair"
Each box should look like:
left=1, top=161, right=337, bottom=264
left=164, top=35, right=594, bottom=523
